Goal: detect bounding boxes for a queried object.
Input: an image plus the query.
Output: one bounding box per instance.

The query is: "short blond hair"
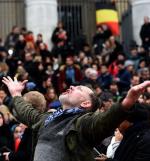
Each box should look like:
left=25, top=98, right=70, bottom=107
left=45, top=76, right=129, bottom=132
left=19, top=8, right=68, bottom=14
left=23, top=91, right=46, bottom=112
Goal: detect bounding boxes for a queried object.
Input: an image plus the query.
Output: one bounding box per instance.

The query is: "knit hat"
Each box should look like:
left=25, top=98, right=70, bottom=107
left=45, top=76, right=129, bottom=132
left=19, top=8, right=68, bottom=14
left=124, top=60, right=134, bottom=67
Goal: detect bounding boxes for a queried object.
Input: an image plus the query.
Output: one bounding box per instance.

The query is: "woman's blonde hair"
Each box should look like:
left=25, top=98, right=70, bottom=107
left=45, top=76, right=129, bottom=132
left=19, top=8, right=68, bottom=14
left=0, top=105, right=16, bottom=123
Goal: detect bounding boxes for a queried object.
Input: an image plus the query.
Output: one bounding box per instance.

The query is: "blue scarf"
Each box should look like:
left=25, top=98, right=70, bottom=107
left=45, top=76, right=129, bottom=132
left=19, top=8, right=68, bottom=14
left=45, top=107, right=85, bottom=126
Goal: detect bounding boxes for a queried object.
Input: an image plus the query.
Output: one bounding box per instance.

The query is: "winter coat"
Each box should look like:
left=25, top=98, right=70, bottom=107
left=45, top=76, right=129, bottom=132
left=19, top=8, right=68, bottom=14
left=12, top=96, right=129, bottom=161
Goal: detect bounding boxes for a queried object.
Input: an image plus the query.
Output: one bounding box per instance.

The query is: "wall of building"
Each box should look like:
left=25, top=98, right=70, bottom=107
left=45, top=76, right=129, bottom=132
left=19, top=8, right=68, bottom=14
left=0, top=0, right=25, bottom=41
left=0, top=0, right=132, bottom=48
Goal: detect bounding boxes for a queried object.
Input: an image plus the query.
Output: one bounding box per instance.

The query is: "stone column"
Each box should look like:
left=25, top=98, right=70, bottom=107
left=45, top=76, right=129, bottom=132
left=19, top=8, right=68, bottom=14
left=25, top=0, right=58, bottom=49
left=131, top=0, right=150, bottom=45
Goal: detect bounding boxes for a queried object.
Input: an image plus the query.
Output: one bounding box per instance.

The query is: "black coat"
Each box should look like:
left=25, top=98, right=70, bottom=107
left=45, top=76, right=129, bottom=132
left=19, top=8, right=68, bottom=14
left=9, top=128, right=32, bottom=161
left=140, top=23, right=150, bottom=43
left=0, top=125, right=12, bottom=161
left=107, top=121, right=150, bottom=161
left=0, top=125, right=12, bottom=149
left=140, top=23, right=150, bottom=50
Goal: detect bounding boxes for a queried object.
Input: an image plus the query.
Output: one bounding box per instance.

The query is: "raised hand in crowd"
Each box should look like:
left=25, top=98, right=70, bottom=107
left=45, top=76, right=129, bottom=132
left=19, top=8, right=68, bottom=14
left=2, top=76, right=28, bottom=97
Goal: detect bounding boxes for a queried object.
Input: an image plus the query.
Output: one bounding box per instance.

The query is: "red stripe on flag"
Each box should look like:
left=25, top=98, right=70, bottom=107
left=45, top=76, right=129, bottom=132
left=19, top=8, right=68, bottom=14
left=97, top=22, right=120, bottom=36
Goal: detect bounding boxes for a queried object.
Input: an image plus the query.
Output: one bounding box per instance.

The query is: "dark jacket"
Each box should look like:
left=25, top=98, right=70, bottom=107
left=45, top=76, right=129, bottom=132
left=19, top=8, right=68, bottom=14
left=116, top=69, right=131, bottom=93
left=97, top=73, right=112, bottom=90
left=0, top=125, right=12, bottom=151
left=106, top=121, right=150, bottom=161
left=9, top=128, right=32, bottom=161
left=106, top=103, right=150, bottom=161
left=12, top=96, right=129, bottom=161
left=140, top=23, right=150, bottom=49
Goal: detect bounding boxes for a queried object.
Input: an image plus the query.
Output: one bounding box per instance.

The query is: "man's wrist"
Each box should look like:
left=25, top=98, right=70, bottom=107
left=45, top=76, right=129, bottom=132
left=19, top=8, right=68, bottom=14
left=121, top=98, right=134, bottom=110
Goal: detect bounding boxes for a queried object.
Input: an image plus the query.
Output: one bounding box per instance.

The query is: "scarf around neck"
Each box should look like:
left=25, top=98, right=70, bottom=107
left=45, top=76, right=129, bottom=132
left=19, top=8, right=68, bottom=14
left=45, top=107, right=85, bottom=126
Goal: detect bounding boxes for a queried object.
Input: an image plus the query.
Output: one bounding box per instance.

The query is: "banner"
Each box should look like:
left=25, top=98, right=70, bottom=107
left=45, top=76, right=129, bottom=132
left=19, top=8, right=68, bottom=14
left=96, top=2, right=120, bottom=35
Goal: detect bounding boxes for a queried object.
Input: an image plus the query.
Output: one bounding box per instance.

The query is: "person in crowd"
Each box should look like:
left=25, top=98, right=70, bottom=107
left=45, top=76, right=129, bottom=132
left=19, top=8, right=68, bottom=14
left=114, top=60, right=131, bottom=94
left=11, top=90, right=47, bottom=161
left=23, top=91, right=46, bottom=113
left=138, top=92, right=150, bottom=105
left=24, top=31, right=35, bottom=54
left=91, top=63, right=100, bottom=75
left=0, top=111, right=12, bottom=160
left=93, top=84, right=103, bottom=97
left=35, top=33, right=46, bottom=51
left=107, top=36, right=123, bottom=65
left=38, top=75, right=53, bottom=94
left=0, top=105, right=17, bottom=126
left=124, top=60, right=135, bottom=75
left=2, top=76, right=150, bottom=161
left=129, top=46, right=141, bottom=66
left=44, top=87, right=61, bottom=111
left=109, top=82, right=121, bottom=102
left=101, top=40, right=113, bottom=64
left=25, top=31, right=35, bottom=48
left=97, top=65, right=112, bottom=90
left=51, top=21, right=70, bottom=61
left=0, top=62, right=9, bottom=78
left=51, top=21, right=67, bottom=46
left=58, top=56, right=82, bottom=92
left=138, top=67, right=150, bottom=83
left=82, top=43, right=92, bottom=57
left=79, top=56, right=92, bottom=70
left=95, top=102, right=150, bottom=161
left=23, top=52, right=35, bottom=80
left=108, top=54, right=126, bottom=77
left=5, top=26, right=20, bottom=50
left=137, top=59, right=148, bottom=72
left=106, top=128, right=123, bottom=159
left=3, top=123, right=32, bottom=161
left=92, top=25, right=108, bottom=55
left=14, top=34, right=26, bottom=59
left=20, top=27, right=27, bottom=38
left=80, top=68, right=98, bottom=89
left=38, top=42, right=51, bottom=63
left=140, top=16, right=150, bottom=51
left=130, top=74, right=140, bottom=87
left=93, top=24, right=112, bottom=55
left=0, top=89, right=12, bottom=109
left=99, top=92, right=114, bottom=112
left=15, top=64, right=29, bottom=83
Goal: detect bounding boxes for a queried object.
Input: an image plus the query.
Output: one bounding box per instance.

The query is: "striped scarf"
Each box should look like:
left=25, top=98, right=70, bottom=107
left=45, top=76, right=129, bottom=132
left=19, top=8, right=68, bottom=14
left=45, top=107, right=85, bottom=126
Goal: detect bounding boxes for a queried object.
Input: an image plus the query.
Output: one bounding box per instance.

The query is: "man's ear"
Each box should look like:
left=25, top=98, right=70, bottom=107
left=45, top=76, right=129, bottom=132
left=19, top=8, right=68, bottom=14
left=80, top=101, right=92, bottom=109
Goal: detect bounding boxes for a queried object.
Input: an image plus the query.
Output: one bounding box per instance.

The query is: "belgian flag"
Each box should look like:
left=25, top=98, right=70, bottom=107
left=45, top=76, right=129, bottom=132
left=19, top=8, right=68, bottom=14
left=96, top=1, right=120, bottom=36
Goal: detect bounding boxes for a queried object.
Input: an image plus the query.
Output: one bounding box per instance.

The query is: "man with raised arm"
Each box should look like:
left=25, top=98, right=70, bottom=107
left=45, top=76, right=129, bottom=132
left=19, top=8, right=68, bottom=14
left=2, top=76, right=150, bottom=161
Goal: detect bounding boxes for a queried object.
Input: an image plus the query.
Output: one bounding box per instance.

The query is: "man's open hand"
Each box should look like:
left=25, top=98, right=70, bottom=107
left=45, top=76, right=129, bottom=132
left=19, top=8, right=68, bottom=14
left=122, top=81, right=150, bottom=109
left=2, top=76, right=28, bottom=97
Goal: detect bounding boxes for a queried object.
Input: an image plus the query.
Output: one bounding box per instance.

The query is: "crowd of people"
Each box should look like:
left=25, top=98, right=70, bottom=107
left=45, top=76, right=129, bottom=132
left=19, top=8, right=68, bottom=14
left=0, top=17, right=149, bottom=161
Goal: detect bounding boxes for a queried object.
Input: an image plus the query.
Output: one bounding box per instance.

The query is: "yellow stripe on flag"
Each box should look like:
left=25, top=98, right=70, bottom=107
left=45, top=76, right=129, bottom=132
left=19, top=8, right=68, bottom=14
left=96, top=9, right=118, bottom=24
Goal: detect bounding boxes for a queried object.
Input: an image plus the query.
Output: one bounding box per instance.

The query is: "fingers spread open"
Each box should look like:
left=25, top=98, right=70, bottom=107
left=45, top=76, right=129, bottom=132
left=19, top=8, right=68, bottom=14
left=7, top=76, right=13, bottom=82
left=2, top=77, right=10, bottom=84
